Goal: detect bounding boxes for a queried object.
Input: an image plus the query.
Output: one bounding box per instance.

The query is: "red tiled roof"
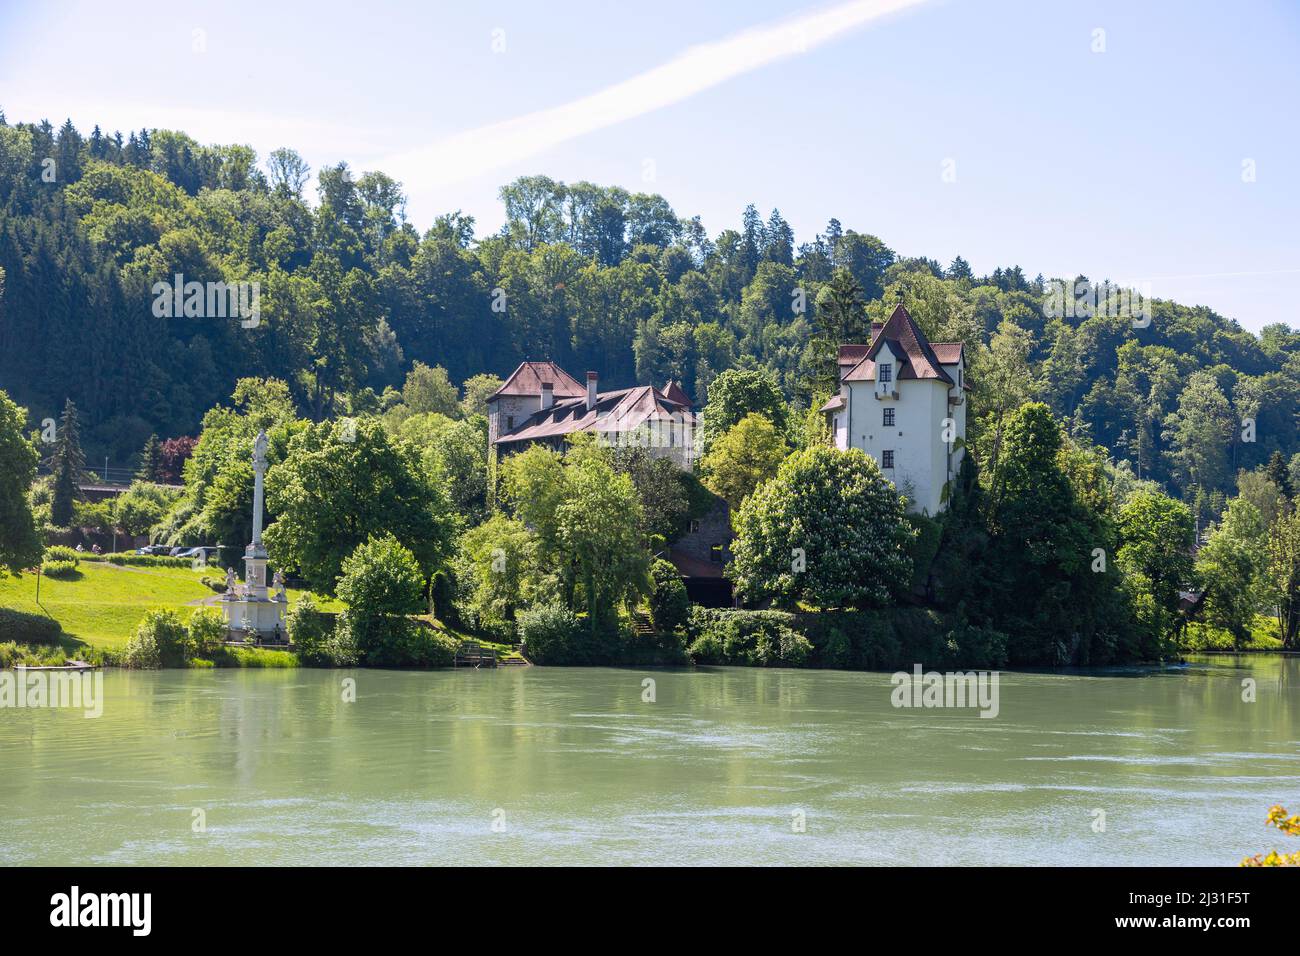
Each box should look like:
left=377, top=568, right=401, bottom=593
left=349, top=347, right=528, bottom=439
left=495, top=384, right=694, bottom=445
left=842, top=304, right=957, bottom=386
left=932, top=343, right=964, bottom=364
left=661, top=379, right=693, bottom=407
left=837, top=344, right=870, bottom=369
left=489, top=361, right=586, bottom=400
left=820, top=393, right=845, bottom=413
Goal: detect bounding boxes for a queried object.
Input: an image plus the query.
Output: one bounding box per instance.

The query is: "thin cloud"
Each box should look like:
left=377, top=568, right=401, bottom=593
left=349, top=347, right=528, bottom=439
left=381, top=0, right=930, bottom=187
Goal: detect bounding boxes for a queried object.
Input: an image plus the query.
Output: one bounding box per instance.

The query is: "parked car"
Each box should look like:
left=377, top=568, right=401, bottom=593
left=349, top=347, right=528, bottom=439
left=178, top=546, right=222, bottom=565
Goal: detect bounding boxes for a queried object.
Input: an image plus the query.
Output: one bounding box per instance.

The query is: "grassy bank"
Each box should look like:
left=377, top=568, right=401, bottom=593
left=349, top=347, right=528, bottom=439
left=0, top=559, right=330, bottom=656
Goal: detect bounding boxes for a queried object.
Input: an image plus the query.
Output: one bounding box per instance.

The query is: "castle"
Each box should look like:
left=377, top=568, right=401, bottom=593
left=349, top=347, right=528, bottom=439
left=820, top=304, right=968, bottom=514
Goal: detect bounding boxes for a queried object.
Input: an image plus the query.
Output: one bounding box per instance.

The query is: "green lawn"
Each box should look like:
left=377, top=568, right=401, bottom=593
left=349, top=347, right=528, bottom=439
left=0, top=560, right=329, bottom=652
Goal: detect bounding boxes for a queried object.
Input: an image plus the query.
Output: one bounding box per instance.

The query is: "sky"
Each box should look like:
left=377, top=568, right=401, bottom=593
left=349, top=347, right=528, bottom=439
left=2, top=0, right=1298, bottom=332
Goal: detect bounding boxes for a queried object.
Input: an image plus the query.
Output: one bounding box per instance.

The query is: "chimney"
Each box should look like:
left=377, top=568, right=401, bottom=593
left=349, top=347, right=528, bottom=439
left=540, top=381, right=554, bottom=411
left=586, top=371, right=598, bottom=411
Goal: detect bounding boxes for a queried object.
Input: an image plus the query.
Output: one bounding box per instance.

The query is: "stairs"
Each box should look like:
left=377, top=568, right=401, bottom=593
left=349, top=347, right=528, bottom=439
left=633, top=611, right=656, bottom=638
left=453, top=641, right=497, bottom=668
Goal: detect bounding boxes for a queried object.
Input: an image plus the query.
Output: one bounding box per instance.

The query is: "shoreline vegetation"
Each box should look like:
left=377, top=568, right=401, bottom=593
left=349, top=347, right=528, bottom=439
left=0, top=555, right=1284, bottom=672
left=0, top=119, right=1296, bottom=671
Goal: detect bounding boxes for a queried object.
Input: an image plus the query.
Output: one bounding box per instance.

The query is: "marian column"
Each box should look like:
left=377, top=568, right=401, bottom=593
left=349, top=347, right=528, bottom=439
left=244, top=430, right=270, bottom=600
left=223, top=429, right=286, bottom=639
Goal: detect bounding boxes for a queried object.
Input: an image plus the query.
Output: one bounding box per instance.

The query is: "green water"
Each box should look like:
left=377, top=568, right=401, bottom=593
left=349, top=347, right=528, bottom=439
left=1, top=656, right=1296, bottom=865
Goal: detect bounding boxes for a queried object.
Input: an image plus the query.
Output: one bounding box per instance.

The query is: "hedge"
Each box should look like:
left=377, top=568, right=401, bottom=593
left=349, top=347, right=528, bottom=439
left=686, top=607, right=1009, bottom=671
left=102, top=553, right=195, bottom=568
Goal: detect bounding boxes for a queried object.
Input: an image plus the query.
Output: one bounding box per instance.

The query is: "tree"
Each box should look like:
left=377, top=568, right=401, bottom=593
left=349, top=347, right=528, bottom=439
left=1265, top=450, right=1294, bottom=500
left=728, top=446, right=914, bottom=609
left=48, top=398, right=86, bottom=527
left=1196, top=498, right=1266, bottom=645
left=264, top=418, right=457, bottom=594
left=113, top=481, right=182, bottom=537
left=699, top=368, right=789, bottom=453
left=158, top=436, right=196, bottom=484
left=1117, top=490, right=1195, bottom=652
left=700, top=413, right=789, bottom=510
left=0, top=390, right=42, bottom=573
left=807, top=267, right=867, bottom=395
left=975, top=321, right=1036, bottom=482
left=981, top=404, right=1134, bottom=664
left=267, top=147, right=311, bottom=198
left=400, top=361, right=460, bottom=417
left=1164, top=371, right=1234, bottom=493
left=456, top=515, right=540, bottom=635
left=337, top=533, right=426, bottom=617
left=460, top=373, right=504, bottom=418
left=609, top=446, right=693, bottom=546
left=1263, top=508, right=1300, bottom=649
left=554, top=453, right=649, bottom=636
left=136, top=434, right=162, bottom=482
left=649, top=557, right=690, bottom=634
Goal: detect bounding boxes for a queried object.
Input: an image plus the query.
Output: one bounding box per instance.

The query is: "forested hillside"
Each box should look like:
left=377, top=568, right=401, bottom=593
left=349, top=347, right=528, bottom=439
left=1, top=112, right=1297, bottom=516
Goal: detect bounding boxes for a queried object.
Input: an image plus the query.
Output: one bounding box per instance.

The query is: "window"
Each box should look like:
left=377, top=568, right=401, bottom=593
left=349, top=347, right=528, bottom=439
left=710, top=543, right=725, bottom=563
left=882, top=450, right=895, bottom=469
left=882, top=408, right=895, bottom=427
left=506, top=416, right=514, bottom=430
left=879, top=363, right=892, bottom=383
left=689, top=519, right=702, bottom=534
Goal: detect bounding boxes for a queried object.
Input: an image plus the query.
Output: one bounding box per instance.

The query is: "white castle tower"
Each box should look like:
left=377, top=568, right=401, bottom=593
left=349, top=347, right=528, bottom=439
left=222, top=429, right=288, bottom=640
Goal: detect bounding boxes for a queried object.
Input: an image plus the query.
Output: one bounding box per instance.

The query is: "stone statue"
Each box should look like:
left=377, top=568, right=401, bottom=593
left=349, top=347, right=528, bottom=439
left=272, top=568, right=287, bottom=602
left=224, top=566, right=238, bottom=598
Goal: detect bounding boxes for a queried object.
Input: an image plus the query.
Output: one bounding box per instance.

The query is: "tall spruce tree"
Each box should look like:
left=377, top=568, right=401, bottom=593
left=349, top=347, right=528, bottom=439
left=48, top=398, right=86, bottom=527
left=136, top=434, right=163, bottom=482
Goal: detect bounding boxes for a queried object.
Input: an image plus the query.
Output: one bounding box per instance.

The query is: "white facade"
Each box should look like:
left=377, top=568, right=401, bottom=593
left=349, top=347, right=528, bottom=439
left=827, top=307, right=967, bottom=515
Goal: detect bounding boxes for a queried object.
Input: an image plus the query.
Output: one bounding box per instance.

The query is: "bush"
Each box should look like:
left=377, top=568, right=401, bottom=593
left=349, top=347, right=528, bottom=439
left=187, top=607, right=228, bottom=657
left=517, top=602, right=592, bottom=665
left=649, top=558, right=690, bottom=634
left=686, top=607, right=811, bottom=666
left=0, top=641, right=68, bottom=667
left=122, top=629, right=161, bottom=669
left=199, top=575, right=226, bottom=593
left=336, top=611, right=452, bottom=667
left=0, top=607, right=62, bottom=644
left=130, top=608, right=190, bottom=667
left=43, top=545, right=80, bottom=565
left=286, top=596, right=340, bottom=666
left=41, top=559, right=80, bottom=579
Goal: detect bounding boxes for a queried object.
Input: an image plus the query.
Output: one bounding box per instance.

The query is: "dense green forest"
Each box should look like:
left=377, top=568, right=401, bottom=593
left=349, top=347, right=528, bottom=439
left=1, top=111, right=1298, bottom=521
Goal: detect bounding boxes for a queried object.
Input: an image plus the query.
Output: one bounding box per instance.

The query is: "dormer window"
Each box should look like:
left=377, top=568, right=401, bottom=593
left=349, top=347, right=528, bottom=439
left=879, top=363, right=892, bottom=383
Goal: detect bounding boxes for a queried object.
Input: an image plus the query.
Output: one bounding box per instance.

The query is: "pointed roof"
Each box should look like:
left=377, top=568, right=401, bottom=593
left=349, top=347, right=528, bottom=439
left=661, top=379, right=693, bottom=408
left=843, top=304, right=956, bottom=386
left=489, top=361, right=586, bottom=400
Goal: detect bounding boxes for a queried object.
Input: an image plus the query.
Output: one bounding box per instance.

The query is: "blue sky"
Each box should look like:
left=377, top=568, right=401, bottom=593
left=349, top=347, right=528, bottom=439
left=2, top=0, right=1297, bottom=331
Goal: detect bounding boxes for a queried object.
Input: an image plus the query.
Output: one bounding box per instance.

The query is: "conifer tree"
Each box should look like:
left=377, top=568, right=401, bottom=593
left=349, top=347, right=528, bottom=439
left=48, top=398, right=85, bottom=527
left=136, top=434, right=162, bottom=482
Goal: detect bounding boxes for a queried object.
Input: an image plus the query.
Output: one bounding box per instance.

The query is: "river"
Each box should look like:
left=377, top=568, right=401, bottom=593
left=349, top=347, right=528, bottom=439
left=1, top=655, right=1296, bottom=865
